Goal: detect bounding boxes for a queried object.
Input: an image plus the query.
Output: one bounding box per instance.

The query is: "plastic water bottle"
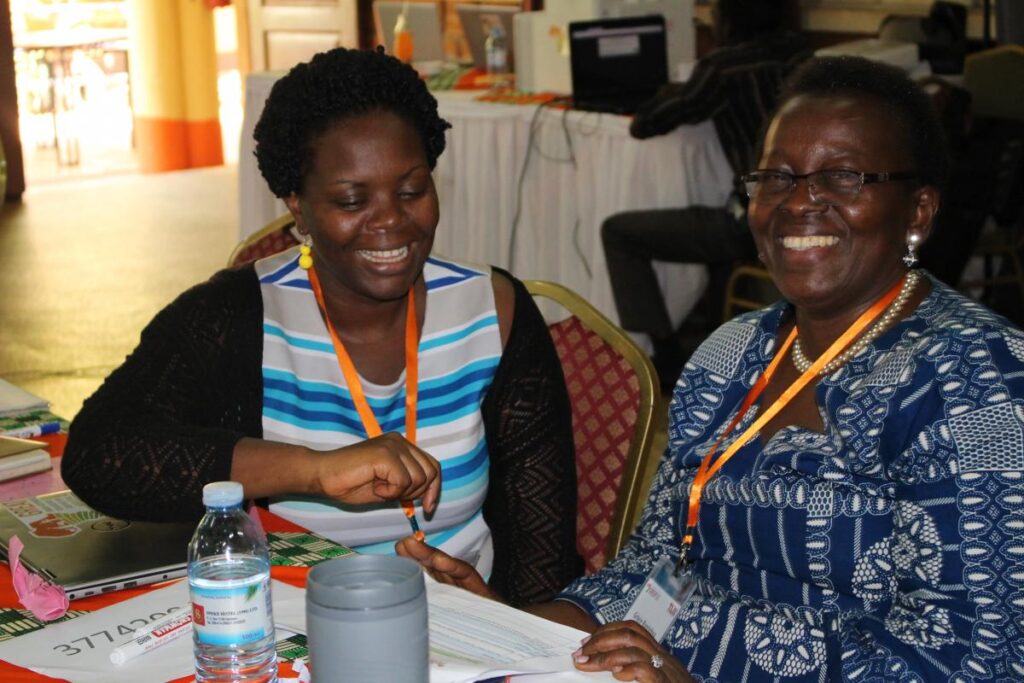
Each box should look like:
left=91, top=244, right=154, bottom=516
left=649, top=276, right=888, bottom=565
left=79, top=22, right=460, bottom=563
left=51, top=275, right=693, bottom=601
left=188, top=482, right=277, bottom=682
left=485, top=23, right=509, bottom=75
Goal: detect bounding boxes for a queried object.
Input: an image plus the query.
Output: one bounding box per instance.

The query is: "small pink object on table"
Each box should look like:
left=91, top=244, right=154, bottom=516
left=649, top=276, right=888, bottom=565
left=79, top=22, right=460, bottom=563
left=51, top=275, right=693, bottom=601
left=8, top=535, right=68, bottom=621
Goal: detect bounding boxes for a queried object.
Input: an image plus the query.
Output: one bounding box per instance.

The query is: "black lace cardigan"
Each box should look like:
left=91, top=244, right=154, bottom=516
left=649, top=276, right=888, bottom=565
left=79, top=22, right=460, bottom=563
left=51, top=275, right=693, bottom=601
left=62, top=264, right=583, bottom=606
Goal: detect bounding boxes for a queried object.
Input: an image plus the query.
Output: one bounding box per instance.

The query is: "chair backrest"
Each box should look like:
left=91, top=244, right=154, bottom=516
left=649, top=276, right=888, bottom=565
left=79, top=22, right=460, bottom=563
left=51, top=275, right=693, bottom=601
left=524, top=280, right=658, bottom=574
left=722, top=263, right=781, bottom=321
left=228, top=214, right=301, bottom=267
left=963, top=45, right=1024, bottom=121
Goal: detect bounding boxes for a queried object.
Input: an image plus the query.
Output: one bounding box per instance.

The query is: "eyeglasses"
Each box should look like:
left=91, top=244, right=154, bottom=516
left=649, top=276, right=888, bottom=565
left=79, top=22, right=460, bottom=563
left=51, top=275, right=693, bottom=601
left=741, top=169, right=918, bottom=206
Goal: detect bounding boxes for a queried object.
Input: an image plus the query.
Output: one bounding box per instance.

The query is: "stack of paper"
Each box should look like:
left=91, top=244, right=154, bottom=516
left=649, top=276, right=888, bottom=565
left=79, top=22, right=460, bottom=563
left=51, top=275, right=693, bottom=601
left=0, top=379, right=49, bottom=417
left=0, top=436, right=52, bottom=482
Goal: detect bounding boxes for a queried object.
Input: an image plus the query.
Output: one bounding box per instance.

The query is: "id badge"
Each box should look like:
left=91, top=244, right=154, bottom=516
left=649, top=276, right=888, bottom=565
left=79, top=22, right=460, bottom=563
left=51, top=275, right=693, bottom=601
left=624, top=556, right=697, bottom=641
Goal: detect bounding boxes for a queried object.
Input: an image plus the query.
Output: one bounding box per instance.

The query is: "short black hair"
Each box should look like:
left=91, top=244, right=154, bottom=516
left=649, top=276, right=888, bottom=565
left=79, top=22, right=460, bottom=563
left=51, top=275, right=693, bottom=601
left=773, top=56, right=950, bottom=189
left=254, top=47, right=451, bottom=198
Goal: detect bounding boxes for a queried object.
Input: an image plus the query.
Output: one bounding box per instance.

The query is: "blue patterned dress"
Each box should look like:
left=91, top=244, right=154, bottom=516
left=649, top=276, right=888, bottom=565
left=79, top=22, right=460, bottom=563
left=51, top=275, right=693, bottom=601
left=560, top=274, right=1024, bottom=682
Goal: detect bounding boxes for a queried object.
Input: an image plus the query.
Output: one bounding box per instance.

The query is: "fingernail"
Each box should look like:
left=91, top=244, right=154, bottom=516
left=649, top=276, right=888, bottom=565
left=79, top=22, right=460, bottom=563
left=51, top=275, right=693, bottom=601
left=612, top=665, right=622, bottom=672
left=573, top=654, right=589, bottom=663
left=580, top=635, right=591, bottom=645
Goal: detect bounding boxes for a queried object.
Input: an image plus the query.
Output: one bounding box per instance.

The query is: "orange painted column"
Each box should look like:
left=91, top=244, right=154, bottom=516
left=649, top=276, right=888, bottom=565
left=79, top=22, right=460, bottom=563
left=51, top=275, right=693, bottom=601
left=127, top=0, right=223, bottom=172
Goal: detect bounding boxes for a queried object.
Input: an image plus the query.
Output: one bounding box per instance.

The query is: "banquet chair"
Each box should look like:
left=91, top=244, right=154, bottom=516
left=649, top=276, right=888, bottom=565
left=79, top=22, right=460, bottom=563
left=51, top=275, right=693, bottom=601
left=227, top=214, right=301, bottom=267
left=722, top=263, right=781, bottom=320
left=525, top=280, right=658, bottom=574
left=962, top=45, right=1024, bottom=121
left=956, top=119, right=1024, bottom=316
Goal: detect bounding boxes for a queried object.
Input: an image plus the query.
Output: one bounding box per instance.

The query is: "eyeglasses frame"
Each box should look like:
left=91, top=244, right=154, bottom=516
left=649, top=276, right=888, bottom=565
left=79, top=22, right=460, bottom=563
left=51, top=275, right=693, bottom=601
left=740, top=169, right=919, bottom=205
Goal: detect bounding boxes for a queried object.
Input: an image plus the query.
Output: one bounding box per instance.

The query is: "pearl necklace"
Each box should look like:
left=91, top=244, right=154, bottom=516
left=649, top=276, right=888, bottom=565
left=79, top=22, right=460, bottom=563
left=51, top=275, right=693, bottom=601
left=791, top=269, right=920, bottom=376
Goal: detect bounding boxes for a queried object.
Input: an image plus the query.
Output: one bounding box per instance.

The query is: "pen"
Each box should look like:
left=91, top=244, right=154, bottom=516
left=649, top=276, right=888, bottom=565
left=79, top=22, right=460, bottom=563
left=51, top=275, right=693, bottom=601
left=109, top=611, right=193, bottom=665
left=1, top=421, right=61, bottom=439
left=402, top=501, right=424, bottom=541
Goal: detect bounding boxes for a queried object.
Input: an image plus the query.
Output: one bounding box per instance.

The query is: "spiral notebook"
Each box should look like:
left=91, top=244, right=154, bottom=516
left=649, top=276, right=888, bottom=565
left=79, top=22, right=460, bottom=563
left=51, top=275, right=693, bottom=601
left=0, top=490, right=195, bottom=600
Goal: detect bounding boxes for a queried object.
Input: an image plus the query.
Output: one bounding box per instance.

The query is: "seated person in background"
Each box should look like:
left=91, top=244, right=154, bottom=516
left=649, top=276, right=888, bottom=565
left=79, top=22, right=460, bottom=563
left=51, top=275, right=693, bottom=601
left=602, top=0, right=810, bottom=388
left=399, top=56, right=1024, bottom=680
left=62, top=47, right=582, bottom=606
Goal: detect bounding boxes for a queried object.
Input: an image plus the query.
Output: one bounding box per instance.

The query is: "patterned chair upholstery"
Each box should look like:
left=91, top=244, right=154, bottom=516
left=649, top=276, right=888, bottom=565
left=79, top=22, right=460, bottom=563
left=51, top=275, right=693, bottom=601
left=525, top=280, right=658, bottom=574
left=228, top=214, right=301, bottom=267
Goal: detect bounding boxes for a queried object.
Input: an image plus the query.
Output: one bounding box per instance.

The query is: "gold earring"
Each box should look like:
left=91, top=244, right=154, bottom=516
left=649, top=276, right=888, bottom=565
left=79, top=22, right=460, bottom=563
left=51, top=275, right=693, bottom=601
left=299, top=235, right=313, bottom=270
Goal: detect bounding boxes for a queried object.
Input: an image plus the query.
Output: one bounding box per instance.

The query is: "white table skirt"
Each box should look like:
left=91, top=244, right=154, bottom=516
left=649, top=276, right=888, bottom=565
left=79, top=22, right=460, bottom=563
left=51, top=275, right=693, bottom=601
left=239, top=74, right=734, bottom=339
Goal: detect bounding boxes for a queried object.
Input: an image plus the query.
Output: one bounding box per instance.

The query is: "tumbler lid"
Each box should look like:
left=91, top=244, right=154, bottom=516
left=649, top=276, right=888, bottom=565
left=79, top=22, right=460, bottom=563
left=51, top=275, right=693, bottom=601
left=307, top=555, right=424, bottom=610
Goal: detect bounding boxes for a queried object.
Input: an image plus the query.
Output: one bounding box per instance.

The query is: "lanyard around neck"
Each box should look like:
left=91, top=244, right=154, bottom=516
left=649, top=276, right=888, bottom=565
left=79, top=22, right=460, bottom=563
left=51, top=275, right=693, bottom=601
left=678, top=274, right=907, bottom=567
left=307, top=265, right=423, bottom=538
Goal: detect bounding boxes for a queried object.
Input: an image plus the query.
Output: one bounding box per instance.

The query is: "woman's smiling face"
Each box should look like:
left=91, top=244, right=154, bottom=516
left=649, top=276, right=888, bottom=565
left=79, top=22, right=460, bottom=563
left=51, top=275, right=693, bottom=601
left=286, top=110, right=439, bottom=305
left=748, top=93, right=933, bottom=319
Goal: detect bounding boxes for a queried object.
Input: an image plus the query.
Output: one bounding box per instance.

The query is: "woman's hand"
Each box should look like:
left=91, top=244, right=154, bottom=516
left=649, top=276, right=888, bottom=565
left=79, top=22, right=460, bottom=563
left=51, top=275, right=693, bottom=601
left=395, top=535, right=501, bottom=601
left=572, top=621, right=693, bottom=682
left=313, top=433, right=441, bottom=513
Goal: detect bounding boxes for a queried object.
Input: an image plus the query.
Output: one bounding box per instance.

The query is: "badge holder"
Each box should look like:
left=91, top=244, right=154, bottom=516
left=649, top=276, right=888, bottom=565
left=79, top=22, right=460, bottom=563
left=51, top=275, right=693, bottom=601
left=624, top=554, right=698, bottom=642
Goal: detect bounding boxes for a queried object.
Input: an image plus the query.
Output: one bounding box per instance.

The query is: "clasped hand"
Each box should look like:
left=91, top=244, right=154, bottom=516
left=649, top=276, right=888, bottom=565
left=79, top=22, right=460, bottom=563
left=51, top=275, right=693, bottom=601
left=314, top=432, right=441, bottom=513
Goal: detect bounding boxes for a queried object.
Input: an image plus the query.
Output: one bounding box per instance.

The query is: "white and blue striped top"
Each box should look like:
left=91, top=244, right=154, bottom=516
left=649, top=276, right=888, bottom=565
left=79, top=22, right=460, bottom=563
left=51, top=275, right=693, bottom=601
left=255, top=248, right=502, bottom=575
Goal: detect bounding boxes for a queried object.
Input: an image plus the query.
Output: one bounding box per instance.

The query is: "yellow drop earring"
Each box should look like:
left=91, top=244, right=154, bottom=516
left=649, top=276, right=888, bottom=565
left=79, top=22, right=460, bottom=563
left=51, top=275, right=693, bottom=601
left=299, top=235, right=313, bottom=270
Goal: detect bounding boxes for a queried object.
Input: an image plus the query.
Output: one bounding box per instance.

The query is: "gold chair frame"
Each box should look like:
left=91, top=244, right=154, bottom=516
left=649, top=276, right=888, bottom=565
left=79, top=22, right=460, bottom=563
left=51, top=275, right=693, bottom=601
left=723, top=263, right=780, bottom=321
left=524, top=279, right=659, bottom=561
left=227, top=214, right=298, bottom=267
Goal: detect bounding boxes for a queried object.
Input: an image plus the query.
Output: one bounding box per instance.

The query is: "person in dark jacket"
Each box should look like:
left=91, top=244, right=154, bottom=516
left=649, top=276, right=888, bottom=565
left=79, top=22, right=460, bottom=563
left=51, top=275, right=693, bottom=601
left=602, top=0, right=810, bottom=389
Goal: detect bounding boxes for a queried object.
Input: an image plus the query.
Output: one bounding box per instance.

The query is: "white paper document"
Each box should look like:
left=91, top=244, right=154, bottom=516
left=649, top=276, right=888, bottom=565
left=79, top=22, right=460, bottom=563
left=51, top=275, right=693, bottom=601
left=426, top=581, right=612, bottom=683
left=0, top=578, right=307, bottom=683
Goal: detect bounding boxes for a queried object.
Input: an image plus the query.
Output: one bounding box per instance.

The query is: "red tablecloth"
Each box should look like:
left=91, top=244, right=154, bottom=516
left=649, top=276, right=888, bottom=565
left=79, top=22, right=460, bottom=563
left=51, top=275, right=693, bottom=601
left=0, top=508, right=311, bottom=682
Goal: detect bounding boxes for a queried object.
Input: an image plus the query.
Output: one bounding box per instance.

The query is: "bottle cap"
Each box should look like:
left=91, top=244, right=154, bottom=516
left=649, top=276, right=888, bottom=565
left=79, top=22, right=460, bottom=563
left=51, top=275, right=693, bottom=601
left=202, top=481, right=244, bottom=507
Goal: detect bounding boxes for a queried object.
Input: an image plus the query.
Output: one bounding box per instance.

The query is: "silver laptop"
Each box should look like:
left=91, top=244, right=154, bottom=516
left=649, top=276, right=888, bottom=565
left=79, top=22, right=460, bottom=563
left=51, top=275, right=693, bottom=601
left=456, top=4, right=517, bottom=70
left=0, top=490, right=195, bottom=600
left=373, top=1, right=445, bottom=63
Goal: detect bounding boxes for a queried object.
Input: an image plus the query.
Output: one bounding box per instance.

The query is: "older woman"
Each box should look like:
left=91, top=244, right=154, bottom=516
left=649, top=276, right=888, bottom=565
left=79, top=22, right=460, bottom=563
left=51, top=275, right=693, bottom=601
left=62, top=47, right=581, bottom=606
left=400, top=56, right=1024, bottom=680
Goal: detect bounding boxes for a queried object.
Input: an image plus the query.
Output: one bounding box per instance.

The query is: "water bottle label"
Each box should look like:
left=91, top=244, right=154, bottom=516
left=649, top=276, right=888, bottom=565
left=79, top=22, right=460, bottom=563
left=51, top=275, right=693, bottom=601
left=487, top=51, right=508, bottom=73
left=191, top=574, right=274, bottom=646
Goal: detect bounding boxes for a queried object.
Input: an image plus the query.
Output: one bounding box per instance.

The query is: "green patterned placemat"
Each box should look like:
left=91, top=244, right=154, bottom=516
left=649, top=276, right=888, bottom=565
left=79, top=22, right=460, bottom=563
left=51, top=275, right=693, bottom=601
left=0, top=409, right=68, bottom=437
left=0, top=607, right=88, bottom=643
left=276, top=633, right=308, bottom=662
left=267, top=531, right=354, bottom=568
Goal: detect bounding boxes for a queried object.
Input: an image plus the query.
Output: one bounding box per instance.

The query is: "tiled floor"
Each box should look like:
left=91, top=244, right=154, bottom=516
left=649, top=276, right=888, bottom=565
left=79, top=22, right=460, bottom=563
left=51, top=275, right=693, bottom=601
left=0, top=165, right=239, bottom=420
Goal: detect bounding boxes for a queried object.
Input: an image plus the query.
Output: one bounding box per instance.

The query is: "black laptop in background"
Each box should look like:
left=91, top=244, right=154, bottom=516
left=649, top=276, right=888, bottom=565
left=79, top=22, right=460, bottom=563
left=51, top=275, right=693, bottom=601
left=568, top=14, right=669, bottom=115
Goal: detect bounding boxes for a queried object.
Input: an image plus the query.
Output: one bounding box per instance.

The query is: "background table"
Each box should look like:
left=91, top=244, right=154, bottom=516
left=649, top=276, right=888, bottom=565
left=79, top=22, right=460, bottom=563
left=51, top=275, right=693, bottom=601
left=239, top=73, right=735, bottom=341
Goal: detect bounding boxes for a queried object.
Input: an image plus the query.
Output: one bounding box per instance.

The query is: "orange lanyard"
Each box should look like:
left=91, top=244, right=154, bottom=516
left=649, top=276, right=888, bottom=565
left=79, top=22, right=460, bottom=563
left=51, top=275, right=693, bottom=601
left=307, top=266, right=425, bottom=541
left=678, top=274, right=907, bottom=569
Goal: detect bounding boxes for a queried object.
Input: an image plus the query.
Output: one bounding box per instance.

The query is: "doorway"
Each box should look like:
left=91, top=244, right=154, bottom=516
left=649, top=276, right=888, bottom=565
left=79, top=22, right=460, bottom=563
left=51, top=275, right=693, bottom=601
left=8, top=0, right=243, bottom=187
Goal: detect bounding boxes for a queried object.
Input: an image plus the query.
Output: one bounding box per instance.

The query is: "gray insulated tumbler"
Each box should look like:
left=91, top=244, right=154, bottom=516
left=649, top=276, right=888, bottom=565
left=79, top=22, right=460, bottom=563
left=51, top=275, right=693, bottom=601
left=305, top=555, right=428, bottom=682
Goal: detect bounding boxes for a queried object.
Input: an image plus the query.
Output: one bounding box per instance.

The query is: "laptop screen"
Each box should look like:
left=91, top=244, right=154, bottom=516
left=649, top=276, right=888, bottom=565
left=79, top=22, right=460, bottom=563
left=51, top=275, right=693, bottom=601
left=569, top=15, right=668, bottom=106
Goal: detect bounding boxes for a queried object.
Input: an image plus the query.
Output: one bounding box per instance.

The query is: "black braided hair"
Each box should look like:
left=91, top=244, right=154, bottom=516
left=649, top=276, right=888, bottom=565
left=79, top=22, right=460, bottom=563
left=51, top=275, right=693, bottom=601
left=254, top=47, right=451, bottom=198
